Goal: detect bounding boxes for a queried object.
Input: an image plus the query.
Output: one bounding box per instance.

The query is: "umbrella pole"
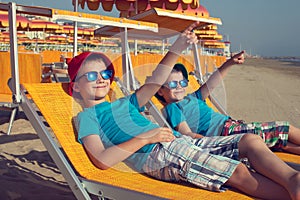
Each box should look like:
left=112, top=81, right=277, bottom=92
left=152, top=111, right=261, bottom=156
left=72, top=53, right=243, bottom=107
left=8, top=2, right=21, bottom=104
left=192, top=43, right=204, bottom=84
left=73, top=0, right=78, bottom=56
left=133, top=0, right=138, bottom=55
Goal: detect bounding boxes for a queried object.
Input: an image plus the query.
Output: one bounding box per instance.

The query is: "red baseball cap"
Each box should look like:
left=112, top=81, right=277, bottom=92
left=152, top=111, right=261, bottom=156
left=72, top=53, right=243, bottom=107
left=67, top=52, right=115, bottom=96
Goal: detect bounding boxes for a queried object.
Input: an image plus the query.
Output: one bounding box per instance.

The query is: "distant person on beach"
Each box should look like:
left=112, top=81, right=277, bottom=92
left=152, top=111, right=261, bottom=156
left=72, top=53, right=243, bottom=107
left=68, top=23, right=300, bottom=200
left=155, top=53, right=300, bottom=155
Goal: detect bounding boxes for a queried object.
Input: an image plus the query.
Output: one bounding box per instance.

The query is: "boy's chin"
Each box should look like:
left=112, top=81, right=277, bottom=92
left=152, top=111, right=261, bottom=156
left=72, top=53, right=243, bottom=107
left=173, top=94, right=185, bottom=101
left=94, top=95, right=106, bottom=100
left=172, top=97, right=184, bottom=102
left=91, top=94, right=107, bottom=101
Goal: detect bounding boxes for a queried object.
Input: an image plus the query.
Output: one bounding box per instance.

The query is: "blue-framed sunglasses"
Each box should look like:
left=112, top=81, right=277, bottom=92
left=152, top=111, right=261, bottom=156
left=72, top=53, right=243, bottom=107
left=77, top=69, right=113, bottom=82
left=164, top=79, right=188, bottom=89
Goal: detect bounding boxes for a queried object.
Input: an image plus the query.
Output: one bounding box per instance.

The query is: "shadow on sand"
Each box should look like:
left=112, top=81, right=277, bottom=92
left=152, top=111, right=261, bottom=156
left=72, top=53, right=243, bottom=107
left=0, top=132, right=76, bottom=200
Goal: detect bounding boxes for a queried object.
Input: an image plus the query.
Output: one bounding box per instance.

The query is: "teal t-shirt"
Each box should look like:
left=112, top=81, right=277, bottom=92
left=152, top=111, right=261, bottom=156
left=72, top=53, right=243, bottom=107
left=163, top=89, right=229, bottom=136
left=76, top=93, right=160, bottom=172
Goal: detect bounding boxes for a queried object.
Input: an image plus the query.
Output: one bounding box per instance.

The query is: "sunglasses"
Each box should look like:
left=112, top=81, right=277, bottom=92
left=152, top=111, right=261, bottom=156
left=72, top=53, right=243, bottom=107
left=164, top=79, right=188, bottom=89
left=77, top=69, right=113, bottom=82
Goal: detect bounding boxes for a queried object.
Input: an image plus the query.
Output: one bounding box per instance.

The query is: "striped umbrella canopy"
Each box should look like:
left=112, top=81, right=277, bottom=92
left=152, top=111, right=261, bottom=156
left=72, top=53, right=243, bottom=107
left=72, top=0, right=199, bottom=12
left=194, top=25, right=223, bottom=41
left=46, top=35, right=68, bottom=41
left=0, top=12, right=31, bottom=29
left=55, top=24, right=95, bottom=37
left=200, top=40, right=226, bottom=49
left=28, top=19, right=61, bottom=32
left=0, top=31, right=30, bottom=44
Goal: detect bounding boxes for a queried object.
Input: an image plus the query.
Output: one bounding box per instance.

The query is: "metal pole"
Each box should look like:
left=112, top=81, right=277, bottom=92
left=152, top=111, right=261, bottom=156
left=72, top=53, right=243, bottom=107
left=8, top=2, right=21, bottom=103
left=134, top=0, right=138, bottom=56
left=73, top=0, right=78, bottom=56
left=126, top=37, right=137, bottom=91
left=192, top=43, right=204, bottom=83
left=162, top=39, right=165, bottom=55
left=121, top=28, right=130, bottom=91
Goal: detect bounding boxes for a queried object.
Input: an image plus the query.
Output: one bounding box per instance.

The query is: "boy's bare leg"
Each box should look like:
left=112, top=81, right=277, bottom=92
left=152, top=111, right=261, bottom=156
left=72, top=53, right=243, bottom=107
left=283, top=125, right=300, bottom=155
left=226, top=163, right=291, bottom=200
left=238, top=134, right=300, bottom=200
left=283, top=142, right=300, bottom=155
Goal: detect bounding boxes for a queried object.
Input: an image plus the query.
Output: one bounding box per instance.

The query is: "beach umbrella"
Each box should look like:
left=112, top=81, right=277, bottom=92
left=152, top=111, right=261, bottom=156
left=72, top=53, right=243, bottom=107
left=194, top=25, right=223, bottom=41
left=0, top=31, right=31, bottom=45
left=194, top=22, right=225, bottom=50
left=0, top=12, right=31, bottom=29
left=55, top=25, right=95, bottom=37
left=72, top=0, right=199, bottom=12
left=28, top=19, right=61, bottom=32
left=0, top=31, right=29, bottom=40
left=46, top=35, right=68, bottom=41
left=200, top=40, right=226, bottom=49
left=25, top=19, right=62, bottom=44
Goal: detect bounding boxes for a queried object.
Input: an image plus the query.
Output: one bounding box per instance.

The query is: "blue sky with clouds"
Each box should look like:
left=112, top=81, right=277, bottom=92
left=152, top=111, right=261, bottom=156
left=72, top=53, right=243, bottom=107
left=1, top=0, right=299, bottom=57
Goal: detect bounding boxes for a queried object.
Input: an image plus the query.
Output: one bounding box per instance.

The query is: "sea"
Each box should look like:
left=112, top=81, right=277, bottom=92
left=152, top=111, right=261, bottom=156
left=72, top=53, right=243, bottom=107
left=274, top=57, right=300, bottom=64
left=271, top=57, right=300, bottom=66
left=278, top=57, right=300, bottom=63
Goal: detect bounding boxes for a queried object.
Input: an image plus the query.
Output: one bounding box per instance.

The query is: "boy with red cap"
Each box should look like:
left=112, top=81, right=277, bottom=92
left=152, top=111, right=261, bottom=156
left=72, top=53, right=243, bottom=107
left=68, top=23, right=300, bottom=199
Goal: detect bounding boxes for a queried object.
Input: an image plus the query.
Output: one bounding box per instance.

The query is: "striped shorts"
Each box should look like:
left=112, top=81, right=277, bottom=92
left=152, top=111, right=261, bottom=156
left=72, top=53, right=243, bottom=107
left=143, top=134, right=244, bottom=192
left=221, top=119, right=289, bottom=149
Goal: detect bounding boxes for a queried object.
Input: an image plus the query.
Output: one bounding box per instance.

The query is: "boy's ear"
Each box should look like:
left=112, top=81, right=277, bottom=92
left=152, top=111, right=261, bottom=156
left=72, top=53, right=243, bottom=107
left=157, top=87, right=164, bottom=96
left=73, top=82, right=80, bottom=93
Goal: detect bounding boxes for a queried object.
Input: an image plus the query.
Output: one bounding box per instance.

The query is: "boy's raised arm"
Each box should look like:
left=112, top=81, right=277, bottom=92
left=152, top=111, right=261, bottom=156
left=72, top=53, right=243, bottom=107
left=136, top=22, right=199, bottom=107
left=199, top=51, right=245, bottom=100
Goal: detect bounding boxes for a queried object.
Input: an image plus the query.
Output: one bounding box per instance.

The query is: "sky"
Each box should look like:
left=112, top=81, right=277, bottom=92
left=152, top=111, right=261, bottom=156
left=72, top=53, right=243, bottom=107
left=1, top=0, right=299, bottom=57
left=201, top=0, right=300, bottom=57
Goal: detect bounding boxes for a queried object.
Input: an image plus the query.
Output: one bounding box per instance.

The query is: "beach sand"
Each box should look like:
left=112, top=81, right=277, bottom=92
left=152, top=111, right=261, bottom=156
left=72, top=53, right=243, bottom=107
left=0, top=58, right=300, bottom=200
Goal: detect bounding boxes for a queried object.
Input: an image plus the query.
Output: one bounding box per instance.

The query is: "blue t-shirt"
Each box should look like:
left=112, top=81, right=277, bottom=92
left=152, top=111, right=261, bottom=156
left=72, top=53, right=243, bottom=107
left=163, top=89, right=229, bottom=136
left=77, top=93, right=163, bottom=172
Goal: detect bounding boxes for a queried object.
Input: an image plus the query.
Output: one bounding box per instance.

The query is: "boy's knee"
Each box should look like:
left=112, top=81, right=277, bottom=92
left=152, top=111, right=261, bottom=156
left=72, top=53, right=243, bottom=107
left=240, top=134, right=263, bottom=145
left=226, top=163, right=250, bottom=187
left=238, top=134, right=264, bottom=156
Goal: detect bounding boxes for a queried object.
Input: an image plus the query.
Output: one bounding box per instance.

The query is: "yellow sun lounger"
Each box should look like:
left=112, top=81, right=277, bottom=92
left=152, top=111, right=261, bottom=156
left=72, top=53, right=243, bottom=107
left=150, top=72, right=300, bottom=167
left=20, top=81, right=261, bottom=200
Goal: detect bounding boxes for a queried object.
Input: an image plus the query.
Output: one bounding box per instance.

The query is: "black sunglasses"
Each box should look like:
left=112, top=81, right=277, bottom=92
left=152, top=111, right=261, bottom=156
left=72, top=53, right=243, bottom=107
left=77, top=69, right=113, bottom=82
left=164, top=79, right=188, bottom=89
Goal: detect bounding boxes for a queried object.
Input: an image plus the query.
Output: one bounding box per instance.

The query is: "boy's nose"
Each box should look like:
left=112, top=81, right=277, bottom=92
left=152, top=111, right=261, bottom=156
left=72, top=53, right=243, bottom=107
left=175, top=83, right=183, bottom=89
left=96, top=72, right=104, bottom=81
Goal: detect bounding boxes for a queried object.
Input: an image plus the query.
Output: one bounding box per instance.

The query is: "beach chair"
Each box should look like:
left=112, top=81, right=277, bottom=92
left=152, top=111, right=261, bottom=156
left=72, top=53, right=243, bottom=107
left=0, top=52, right=42, bottom=135
left=149, top=69, right=300, bottom=168
left=18, top=68, right=300, bottom=200
left=20, top=71, right=300, bottom=200
left=0, top=92, right=19, bottom=135
left=21, top=79, right=262, bottom=200
left=5, top=3, right=298, bottom=199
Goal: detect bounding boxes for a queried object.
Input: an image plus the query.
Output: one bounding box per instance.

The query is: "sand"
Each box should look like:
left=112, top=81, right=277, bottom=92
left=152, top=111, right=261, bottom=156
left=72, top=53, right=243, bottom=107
left=0, top=57, right=300, bottom=200
left=224, top=58, right=300, bottom=127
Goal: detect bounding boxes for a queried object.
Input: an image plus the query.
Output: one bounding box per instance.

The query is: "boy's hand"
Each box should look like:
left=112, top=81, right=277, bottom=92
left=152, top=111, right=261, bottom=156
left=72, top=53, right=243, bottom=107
left=182, top=21, right=199, bottom=45
left=169, top=21, right=200, bottom=53
left=138, top=127, right=175, bottom=144
left=231, top=50, right=245, bottom=65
